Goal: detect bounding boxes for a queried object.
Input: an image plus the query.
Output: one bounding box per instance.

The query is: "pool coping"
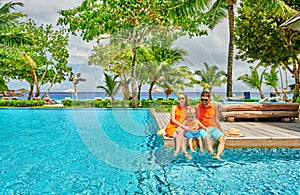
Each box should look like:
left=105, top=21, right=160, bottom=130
left=152, top=110, right=300, bottom=148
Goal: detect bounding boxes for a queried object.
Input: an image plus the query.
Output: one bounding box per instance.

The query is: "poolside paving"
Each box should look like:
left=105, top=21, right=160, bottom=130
left=152, top=112, right=300, bottom=148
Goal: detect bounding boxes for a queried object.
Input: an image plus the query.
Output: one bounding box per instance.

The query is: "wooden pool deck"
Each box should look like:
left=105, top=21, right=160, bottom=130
left=152, top=111, right=300, bottom=148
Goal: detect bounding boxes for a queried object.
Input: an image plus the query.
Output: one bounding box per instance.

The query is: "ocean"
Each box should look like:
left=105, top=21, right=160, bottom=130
left=14, top=91, right=293, bottom=103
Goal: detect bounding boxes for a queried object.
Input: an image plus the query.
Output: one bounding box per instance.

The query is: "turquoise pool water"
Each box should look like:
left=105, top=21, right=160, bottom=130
left=0, top=108, right=299, bottom=194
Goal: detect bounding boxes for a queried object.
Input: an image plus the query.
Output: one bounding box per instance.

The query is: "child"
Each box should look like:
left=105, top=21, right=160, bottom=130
left=182, top=107, right=207, bottom=153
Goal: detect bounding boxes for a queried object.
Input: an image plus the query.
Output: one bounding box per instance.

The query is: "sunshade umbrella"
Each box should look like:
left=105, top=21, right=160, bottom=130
left=63, top=88, right=75, bottom=93
left=280, top=12, right=300, bottom=31
left=152, top=88, right=164, bottom=92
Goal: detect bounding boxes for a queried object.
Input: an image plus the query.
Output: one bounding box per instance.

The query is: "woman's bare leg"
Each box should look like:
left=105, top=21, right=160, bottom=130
left=173, top=128, right=184, bottom=157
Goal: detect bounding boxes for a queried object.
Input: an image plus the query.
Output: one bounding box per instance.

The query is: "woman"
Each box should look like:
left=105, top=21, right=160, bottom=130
left=165, top=92, right=192, bottom=159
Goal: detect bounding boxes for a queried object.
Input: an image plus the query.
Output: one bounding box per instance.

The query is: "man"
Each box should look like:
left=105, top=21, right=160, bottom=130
left=195, top=91, right=226, bottom=160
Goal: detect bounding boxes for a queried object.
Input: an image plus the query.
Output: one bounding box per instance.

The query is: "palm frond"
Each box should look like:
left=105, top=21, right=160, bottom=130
left=205, top=0, right=227, bottom=29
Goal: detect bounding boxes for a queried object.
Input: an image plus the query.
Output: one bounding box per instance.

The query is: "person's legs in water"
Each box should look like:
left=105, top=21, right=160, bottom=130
left=214, top=136, right=226, bottom=160
left=173, top=127, right=184, bottom=157
left=173, top=128, right=192, bottom=159
left=197, top=137, right=204, bottom=153
left=210, top=127, right=226, bottom=160
left=181, top=138, right=192, bottom=159
left=204, top=136, right=215, bottom=155
left=188, top=138, right=196, bottom=152
left=200, top=128, right=215, bottom=155
left=184, top=131, right=195, bottom=153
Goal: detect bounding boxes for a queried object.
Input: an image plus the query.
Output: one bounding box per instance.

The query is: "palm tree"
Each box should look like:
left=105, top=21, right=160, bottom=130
left=263, top=66, right=279, bottom=96
left=225, top=0, right=237, bottom=97
left=196, top=0, right=236, bottom=97
left=237, top=66, right=266, bottom=99
left=159, top=66, right=194, bottom=100
left=97, top=72, right=121, bottom=101
left=0, top=1, right=28, bottom=46
left=192, top=62, right=227, bottom=94
left=0, top=1, right=27, bottom=90
left=138, top=46, right=187, bottom=100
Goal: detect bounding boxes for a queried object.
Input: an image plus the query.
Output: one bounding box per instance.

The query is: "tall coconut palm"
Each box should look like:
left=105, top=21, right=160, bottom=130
left=97, top=72, right=121, bottom=101
left=237, top=66, right=266, bottom=99
left=208, top=0, right=237, bottom=97
left=192, top=62, right=227, bottom=94
left=225, top=0, right=237, bottom=97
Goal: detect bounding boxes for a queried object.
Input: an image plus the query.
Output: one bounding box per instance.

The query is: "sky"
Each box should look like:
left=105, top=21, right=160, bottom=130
left=5, top=0, right=293, bottom=93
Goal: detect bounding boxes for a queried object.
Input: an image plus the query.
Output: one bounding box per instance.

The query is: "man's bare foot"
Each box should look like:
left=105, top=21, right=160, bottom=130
left=184, top=152, right=192, bottom=160
left=190, top=149, right=196, bottom=153
left=200, top=149, right=204, bottom=153
left=213, top=155, right=222, bottom=161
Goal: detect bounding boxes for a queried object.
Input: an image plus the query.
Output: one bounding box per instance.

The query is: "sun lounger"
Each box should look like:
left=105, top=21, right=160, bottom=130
left=95, top=97, right=102, bottom=101
left=43, top=97, right=51, bottom=105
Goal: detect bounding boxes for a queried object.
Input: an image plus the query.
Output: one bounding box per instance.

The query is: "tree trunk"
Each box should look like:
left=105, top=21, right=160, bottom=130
left=131, top=40, right=138, bottom=107
left=165, top=88, right=172, bottom=100
left=120, top=72, right=130, bottom=100
left=226, top=1, right=235, bottom=98
left=42, top=72, right=57, bottom=99
left=148, top=81, right=155, bottom=100
left=27, top=82, right=34, bottom=100
left=74, top=81, right=78, bottom=102
left=259, top=89, right=265, bottom=99
left=293, top=83, right=299, bottom=102
left=29, top=69, right=39, bottom=97
left=292, top=59, right=300, bottom=102
left=284, top=68, right=288, bottom=100
left=279, top=67, right=287, bottom=100
left=137, top=83, right=142, bottom=100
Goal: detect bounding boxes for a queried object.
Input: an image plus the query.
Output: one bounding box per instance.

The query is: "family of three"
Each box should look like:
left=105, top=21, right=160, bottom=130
left=164, top=91, right=226, bottom=160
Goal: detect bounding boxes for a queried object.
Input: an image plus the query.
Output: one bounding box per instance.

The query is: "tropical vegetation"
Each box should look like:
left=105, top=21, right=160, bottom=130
left=1, top=0, right=300, bottom=107
left=235, top=0, right=300, bottom=101
left=237, top=66, right=266, bottom=99
left=192, top=62, right=227, bottom=94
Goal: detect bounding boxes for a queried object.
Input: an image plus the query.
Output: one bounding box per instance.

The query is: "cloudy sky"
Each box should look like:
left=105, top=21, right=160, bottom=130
left=6, top=0, right=288, bottom=93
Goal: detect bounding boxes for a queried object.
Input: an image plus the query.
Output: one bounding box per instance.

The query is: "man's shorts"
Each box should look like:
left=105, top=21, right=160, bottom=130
left=199, top=127, right=224, bottom=140
left=184, top=130, right=201, bottom=139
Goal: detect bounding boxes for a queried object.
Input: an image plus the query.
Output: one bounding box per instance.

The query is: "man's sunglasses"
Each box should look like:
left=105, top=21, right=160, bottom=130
left=201, top=98, right=209, bottom=102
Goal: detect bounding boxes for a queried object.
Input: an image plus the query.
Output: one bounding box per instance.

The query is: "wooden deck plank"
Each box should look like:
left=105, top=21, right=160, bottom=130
left=152, top=112, right=300, bottom=148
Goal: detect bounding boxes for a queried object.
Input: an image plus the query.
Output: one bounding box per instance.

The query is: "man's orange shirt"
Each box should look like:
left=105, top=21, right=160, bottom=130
left=195, top=102, right=217, bottom=128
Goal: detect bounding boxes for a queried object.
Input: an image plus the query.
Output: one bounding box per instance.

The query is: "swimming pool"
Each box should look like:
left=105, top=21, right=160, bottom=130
left=0, top=108, right=299, bottom=194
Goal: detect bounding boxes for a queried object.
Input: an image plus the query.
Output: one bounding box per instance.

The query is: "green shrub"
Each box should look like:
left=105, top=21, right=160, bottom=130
left=62, top=100, right=72, bottom=106
left=0, top=100, right=44, bottom=107
left=95, top=100, right=111, bottom=108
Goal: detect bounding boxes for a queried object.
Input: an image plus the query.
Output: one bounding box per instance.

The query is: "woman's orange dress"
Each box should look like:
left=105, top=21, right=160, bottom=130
left=165, top=104, right=188, bottom=137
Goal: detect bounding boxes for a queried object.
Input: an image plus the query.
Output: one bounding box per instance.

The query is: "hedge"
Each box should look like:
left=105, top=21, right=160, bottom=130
left=0, top=100, right=44, bottom=107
